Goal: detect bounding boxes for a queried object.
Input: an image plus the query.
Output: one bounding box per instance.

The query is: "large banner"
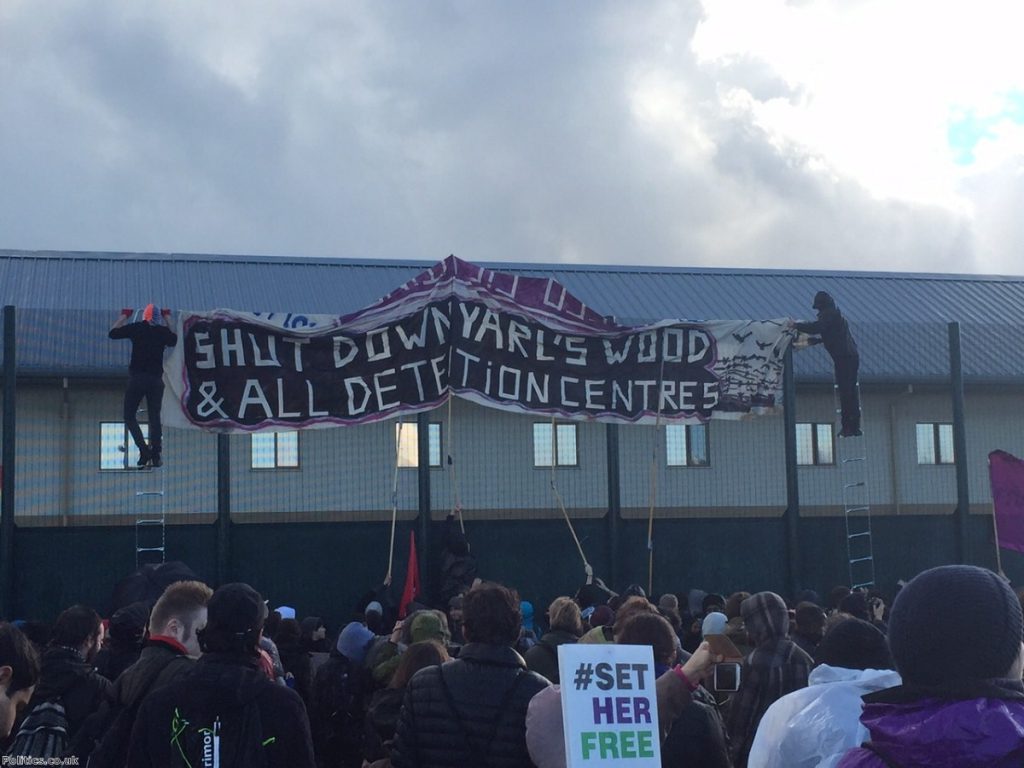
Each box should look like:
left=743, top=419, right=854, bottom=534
left=163, top=256, right=796, bottom=432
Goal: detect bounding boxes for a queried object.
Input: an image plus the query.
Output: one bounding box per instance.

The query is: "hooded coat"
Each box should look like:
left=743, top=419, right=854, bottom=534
left=747, top=665, right=901, bottom=768
left=24, top=646, right=112, bottom=744
left=837, top=679, right=1024, bottom=768
left=726, top=592, right=813, bottom=768
left=795, top=293, right=858, bottom=360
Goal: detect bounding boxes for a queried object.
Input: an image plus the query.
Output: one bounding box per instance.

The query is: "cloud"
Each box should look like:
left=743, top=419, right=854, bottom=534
left=0, top=0, right=1019, bottom=274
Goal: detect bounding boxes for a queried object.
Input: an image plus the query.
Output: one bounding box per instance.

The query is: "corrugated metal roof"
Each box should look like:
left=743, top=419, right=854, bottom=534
left=1, top=249, right=1023, bottom=382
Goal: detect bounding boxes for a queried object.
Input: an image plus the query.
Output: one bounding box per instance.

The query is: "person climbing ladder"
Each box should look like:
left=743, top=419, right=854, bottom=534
left=796, top=291, right=862, bottom=437
left=109, top=304, right=177, bottom=467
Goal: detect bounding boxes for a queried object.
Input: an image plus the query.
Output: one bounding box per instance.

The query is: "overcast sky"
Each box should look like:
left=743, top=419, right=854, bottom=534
left=2, top=0, right=1023, bottom=274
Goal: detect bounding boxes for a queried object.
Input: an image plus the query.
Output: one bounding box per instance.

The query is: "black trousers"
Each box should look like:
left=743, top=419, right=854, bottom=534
left=123, top=373, right=165, bottom=455
left=833, top=354, right=861, bottom=433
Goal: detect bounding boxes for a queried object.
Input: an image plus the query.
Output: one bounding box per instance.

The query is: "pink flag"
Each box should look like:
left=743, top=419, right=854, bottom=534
left=989, top=450, right=1024, bottom=553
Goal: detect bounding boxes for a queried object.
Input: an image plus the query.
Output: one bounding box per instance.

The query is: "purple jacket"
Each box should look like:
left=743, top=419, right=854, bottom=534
left=838, top=680, right=1024, bottom=768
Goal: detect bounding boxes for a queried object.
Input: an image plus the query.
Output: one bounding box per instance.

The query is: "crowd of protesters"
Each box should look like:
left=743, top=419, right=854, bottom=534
left=1, top=553, right=1023, bottom=766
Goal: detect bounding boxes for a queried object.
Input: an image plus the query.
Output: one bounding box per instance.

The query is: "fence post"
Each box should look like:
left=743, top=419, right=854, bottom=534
left=783, top=346, right=802, bottom=598
left=606, top=423, right=621, bottom=590
left=948, top=322, right=970, bottom=563
left=216, top=433, right=231, bottom=585
left=417, top=411, right=431, bottom=599
left=1, top=306, right=16, bottom=617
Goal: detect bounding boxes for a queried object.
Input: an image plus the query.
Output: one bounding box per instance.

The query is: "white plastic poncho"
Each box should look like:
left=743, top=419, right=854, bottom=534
left=746, top=664, right=901, bottom=768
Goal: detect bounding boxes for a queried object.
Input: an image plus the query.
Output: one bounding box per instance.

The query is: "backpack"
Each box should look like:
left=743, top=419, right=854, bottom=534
left=317, top=656, right=364, bottom=766
left=83, top=655, right=191, bottom=768
left=166, top=692, right=270, bottom=768
left=6, top=699, right=70, bottom=759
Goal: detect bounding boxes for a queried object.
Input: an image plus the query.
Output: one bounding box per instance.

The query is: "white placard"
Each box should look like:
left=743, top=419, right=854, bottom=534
left=557, top=643, right=661, bottom=767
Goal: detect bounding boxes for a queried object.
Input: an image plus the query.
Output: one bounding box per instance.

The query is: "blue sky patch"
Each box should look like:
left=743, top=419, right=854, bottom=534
left=948, top=90, right=1024, bottom=165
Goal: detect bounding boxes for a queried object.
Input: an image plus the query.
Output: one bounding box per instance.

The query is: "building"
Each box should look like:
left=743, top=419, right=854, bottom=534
left=1, top=249, right=1022, bottom=621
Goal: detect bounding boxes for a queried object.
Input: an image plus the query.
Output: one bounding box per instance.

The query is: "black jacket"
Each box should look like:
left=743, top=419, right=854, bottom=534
left=125, top=652, right=315, bottom=768
left=523, top=630, right=578, bottom=684
left=795, top=300, right=858, bottom=360
left=81, top=638, right=195, bottom=766
left=26, top=646, right=112, bottom=743
left=390, top=642, right=549, bottom=768
left=108, top=322, right=177, bottom=375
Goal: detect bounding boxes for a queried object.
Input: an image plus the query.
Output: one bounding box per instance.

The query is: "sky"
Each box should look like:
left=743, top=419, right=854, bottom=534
left=2, top=0, right=1023, bottom=275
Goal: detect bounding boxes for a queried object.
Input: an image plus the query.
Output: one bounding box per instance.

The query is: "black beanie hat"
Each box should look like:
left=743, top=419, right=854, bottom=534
left=815, top=618, right=893, bottom=671
left=205, top=583, right=268, bottom=638
left=887, top=565, right=1023, bottom=686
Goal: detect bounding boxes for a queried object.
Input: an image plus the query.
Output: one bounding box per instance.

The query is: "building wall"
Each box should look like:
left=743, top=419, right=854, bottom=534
left=4, top=381, right=1023, bottom=525
left=3, top=378, right=1023, bottom=622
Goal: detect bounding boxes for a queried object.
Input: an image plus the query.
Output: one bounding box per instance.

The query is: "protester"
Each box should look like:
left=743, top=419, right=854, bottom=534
left=727, top=591, right=813, bottom=768
left=276, top=617, right=314, bottom=705
left=439, top=513, right=478, bottom=606
left=126, top=582, right=314, bottom=768
left=108, top=305, right=177, bottom=467
left=391, top=583, right=549, bottom=767
left=748, top=618, right=899, bottom=768
left=618, top=612, right=731, bottom=768
left=9, top=605, right=110, bottom=755
left=839, top=565, right=1024, bottom=767
left=0, top=623, right=39, bottom=740
left=524, top=596, right=583, bottom=683
left=791, top=601, right=827, bottom=658
left=81, top=580, right=212, bottom=767
left=795, top=291, right=861, bottom=436
left=94, top=601, right=150, bottom=682
left=312, top=620, right=376, bottom=768
left=363, top=640, right=449, bottom=767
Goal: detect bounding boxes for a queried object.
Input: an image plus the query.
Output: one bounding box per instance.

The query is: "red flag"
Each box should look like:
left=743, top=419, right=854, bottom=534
left=398, top=531, right=420, bottom=619
left=990, top=450, right=1024, bottom=553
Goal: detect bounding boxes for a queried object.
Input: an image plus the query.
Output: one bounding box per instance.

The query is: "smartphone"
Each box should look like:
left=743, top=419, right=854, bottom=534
left=713, top=661, right=741, bottom=692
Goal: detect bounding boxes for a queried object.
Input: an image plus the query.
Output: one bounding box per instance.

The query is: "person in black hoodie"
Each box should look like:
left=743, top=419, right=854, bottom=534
left=80, top=580, right=212, bottom=767
left=17, top=605, right=110, bottom=747
left=108, top=305, right=177, bottom=467
left=126, top=583, right=314, bottom=768
left=795, top=291, right=862, bottom=437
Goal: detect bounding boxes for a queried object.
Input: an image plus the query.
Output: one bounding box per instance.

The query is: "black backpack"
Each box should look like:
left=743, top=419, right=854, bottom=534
left=166, top=696, right=269, bottom=768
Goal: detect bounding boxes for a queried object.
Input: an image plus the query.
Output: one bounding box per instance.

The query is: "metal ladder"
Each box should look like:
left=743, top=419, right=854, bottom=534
left=127, top=407, right=166, bottom=567
left=835, top=381, right=875, bottom=589
left=133, top=464, right=166, bottom=567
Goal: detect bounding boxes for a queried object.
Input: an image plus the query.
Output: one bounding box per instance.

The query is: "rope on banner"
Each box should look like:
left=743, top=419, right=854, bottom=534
left=646, top=348, right=667, bottom=596
left=385, top=417, right=404, bottom=586
left=446, top=396, right=464, bottom=534
left=549, top=414, right=591, bottom=574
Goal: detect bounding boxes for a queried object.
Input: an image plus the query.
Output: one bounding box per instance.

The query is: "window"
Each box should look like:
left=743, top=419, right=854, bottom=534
left=251, top=431, right=299, bottom=469
left=100, top=422, right=148, bottom=470
left=796, top=423, right=835, bottom=466
left=396, top=422, right=442, bottom=468
left=666, top=424, right=710, bottom=466
left=533, top=423, right=578, bottom=467
left=916, top=423, right=954, bottom=465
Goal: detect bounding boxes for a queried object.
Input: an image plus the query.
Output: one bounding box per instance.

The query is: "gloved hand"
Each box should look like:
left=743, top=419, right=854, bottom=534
left=161, top=308, right=171, bottom=317
left=121, top=308, right=133, bottom=317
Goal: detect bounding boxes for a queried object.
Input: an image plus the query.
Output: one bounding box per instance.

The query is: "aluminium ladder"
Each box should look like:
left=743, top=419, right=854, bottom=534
left=835, top=381, right=875, bottom=589
left=125, top=410, right=167, bottom=567
left=133, top=463, right=166, bottom=567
